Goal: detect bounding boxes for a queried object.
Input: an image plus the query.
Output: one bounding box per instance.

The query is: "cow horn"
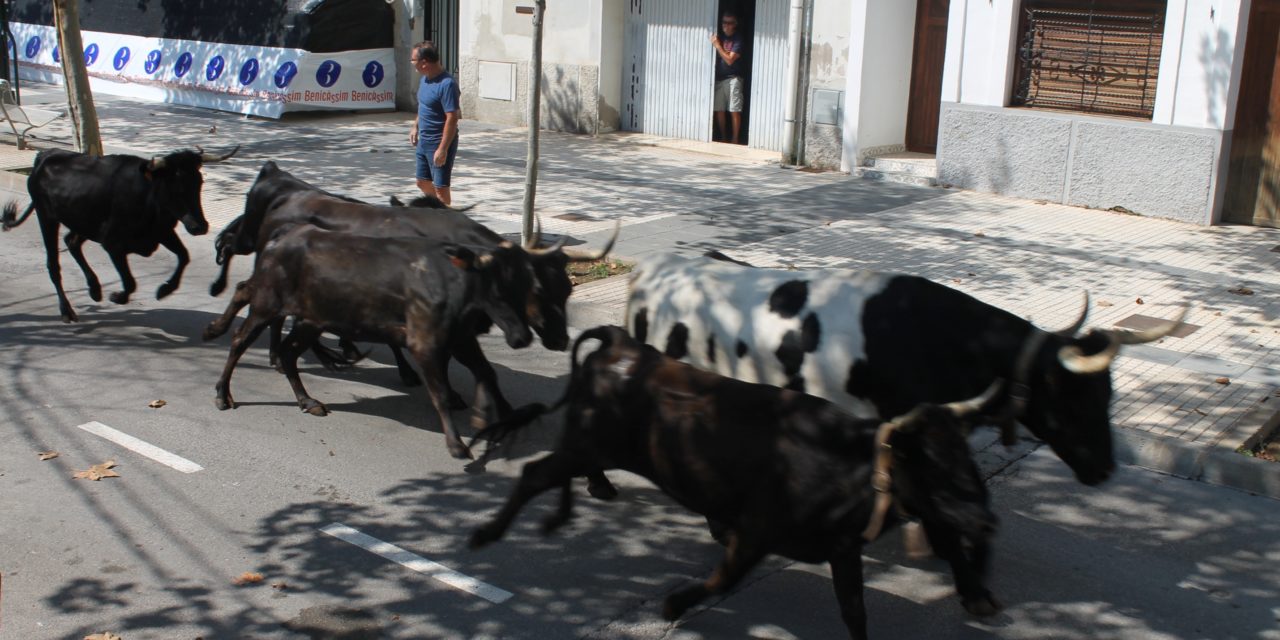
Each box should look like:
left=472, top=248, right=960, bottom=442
left=199, top=144, right=241, bottom=163
left=1057, top=336, right=1121, bottom=375
left=1111, top=304, right=1190, bottom=345
left=942, top=378, right=1005, bottom=417
left=1048, top=291, right=1090, bottom=337
left=564, top=220, right=621, bottom=263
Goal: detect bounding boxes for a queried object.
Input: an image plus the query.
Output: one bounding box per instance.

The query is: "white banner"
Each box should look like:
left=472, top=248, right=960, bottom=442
left=10, top=22, right=396, bottom=118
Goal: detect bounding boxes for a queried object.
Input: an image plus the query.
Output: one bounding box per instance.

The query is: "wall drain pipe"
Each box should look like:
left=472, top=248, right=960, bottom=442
left=781, top=0, right=807, bottom=166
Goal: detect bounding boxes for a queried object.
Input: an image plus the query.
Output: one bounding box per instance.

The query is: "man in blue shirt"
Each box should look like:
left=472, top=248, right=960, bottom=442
left=409, top=41, right=461, bottom=205
left=710, top=12, right=745, bottom=144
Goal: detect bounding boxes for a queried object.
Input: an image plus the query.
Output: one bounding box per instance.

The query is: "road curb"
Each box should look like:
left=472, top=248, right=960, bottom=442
left=1114, top=425, right=1280, bottom=499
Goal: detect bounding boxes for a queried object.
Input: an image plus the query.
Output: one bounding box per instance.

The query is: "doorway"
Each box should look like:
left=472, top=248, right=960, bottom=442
left=1223, top=0, right=1280, bottom=226
left=424, top=0, right=459, bottom=75
left=905, top=0, right=949, bottom=153
left=713, top=0, right=754, bottom=146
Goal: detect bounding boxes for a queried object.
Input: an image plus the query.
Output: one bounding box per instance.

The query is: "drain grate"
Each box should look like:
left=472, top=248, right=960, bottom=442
left=1114, top=313, right=1199, bottom=338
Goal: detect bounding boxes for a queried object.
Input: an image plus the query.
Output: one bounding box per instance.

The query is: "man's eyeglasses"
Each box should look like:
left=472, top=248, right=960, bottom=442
left=722, top=20, right=736, bottom=26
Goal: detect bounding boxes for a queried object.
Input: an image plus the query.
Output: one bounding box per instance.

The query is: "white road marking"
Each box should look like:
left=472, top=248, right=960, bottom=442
left=320, top=523, right=513, bottom=604
left=76, top=421, right=204, bottom=473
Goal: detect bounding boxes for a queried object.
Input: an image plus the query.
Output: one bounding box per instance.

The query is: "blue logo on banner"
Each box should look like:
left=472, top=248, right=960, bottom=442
left=362, top=61, right=384, bottom=88
left=113, top=47, right=130, bottom=71
left=24, top=36, right=40, bottom=59
left=274, top=61, right=298, bottom=88
left=145, top=50, right=163, bottom=74
left=316, top=60, right=341, bottom=88
left=84, top=43, right=99, bottom=66
left=239, top=58, right=260, bottom=85
left=206, top=55, right=225, bottom=81
left=175, top=52, right=193, bottom=78
left=52, top=46, right=59, bottom=63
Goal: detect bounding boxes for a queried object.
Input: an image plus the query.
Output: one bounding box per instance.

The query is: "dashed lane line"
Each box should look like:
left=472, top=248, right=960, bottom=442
left=76, top=421, right=204, bottom=473
left=320, top=523, right=514, bottom=604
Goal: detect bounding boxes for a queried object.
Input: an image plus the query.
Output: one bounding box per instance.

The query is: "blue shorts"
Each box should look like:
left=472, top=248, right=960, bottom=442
left=416, top=137, right=459, bottom=188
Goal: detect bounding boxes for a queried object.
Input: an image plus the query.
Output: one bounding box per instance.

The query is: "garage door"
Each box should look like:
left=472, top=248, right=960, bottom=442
left=623, top=0, right=716, bottom=142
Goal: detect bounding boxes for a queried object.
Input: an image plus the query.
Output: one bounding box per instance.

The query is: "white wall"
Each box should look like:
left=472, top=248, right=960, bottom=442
left=1153, top=0, right=1246, bottom=130
left=808, top=1, right=850, bottom=89
left=840, top=0, right=916, bottom=170
left=939, top=0, right=1018, bottom=107
left=461, top=0, right=598, bottom=65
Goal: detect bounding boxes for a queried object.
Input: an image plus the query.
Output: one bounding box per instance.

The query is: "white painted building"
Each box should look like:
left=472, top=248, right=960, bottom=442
left=414, top=0, right=1279, bottom=226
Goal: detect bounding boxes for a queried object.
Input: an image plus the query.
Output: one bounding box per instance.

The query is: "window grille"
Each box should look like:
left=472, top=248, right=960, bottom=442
left=1013, top=7, right=1164, bottom=119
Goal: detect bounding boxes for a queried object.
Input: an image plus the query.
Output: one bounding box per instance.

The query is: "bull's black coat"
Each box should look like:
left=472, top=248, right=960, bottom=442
left=470, top=327, right=1002, bottom=639
left=3, top=147, right=231, bottom=322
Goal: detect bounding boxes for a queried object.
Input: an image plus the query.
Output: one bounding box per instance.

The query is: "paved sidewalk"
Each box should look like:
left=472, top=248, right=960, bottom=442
left=3, top=81, right=1278, bottom=499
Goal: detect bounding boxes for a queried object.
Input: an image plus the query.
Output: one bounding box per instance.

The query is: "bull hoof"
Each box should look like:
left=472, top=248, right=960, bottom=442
left=540, top=511, right=571, bottom=535
left=156, top=282, right=177, bottom=299
left=301, top=400, right=330, bottom=417
left=962, top=592, right=1002, bottom=617
left=61, top=311, right=78, bottom=323
left=88, top=284, right=102, bottom=302
left=109, top=291, right=130, bottom=305
left=468, top=525, right=500, bottom=549
left=201, top=325, right=222, bottom=341
left=587, top=477, right=619, bottom=501
left=662, top=591, right=696, bottom=622
left=400, top=371, right=424, bottom=387
left=448, top=441, right=474, bottom=460
left=215, top=395, right=236, bottom=411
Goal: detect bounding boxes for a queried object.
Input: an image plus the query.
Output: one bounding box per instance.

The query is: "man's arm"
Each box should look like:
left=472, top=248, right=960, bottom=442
left=433, top=110, right=459, bottom=165
left=709, top=34, right=740, bottom=66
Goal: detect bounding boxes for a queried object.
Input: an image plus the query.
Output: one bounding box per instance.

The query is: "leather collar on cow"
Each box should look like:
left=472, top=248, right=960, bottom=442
left=861, top=419, right=899, bottom=542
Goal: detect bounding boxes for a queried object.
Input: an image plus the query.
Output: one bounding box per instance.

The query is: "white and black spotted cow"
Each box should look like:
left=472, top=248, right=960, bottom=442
left=624, top=252, right=1186, bottom=487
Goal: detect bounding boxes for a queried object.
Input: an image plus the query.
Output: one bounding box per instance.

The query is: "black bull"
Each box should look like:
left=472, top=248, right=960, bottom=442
left=470, top=326, right=1004, bottom=640
left=3, top=146, right=238, bottom=322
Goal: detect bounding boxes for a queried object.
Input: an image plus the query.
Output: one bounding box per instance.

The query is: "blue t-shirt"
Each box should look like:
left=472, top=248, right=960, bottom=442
left=417, top=71, right=460, bottom=145
left=715, top=32, right=744, bottom=80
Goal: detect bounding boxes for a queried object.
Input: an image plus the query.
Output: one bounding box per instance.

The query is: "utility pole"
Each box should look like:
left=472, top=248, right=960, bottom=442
left=520, top=0, right=546, bottom=247
left=52, top=0, right=102, bottom=155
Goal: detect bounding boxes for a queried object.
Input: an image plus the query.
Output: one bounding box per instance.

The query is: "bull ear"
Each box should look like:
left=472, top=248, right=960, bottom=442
left=444, top=245, right=494, bottom=271
left=389, top=195, right=404, bottom=207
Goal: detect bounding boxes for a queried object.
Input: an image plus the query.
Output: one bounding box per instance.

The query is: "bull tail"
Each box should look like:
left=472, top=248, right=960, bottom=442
left=470, top=325, right=625, bottom=459
left=2, top=201, right=35, bottom=231
left=213, top=215, right=245, bottom=265
left=311, top=340, right=367, bottom=371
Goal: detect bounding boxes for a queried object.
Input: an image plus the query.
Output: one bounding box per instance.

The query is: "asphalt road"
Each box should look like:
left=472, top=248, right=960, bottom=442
left=1, top=197, right=1278, bottom=640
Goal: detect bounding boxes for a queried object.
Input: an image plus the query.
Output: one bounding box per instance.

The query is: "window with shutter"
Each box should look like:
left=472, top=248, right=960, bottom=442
left=1012, top=1, right=1167, bottom=119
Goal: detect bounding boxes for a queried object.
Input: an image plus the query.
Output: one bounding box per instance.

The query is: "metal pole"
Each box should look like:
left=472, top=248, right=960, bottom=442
left=521, top=0, right=545, bottom=247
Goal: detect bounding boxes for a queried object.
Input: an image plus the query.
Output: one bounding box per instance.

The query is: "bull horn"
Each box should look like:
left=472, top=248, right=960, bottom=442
left=522, top=214, right=543, bottom=250
left=149, top=155, right=166, bottom=170
left=1048, top=291, right=1090, bottom=337
left=1112, top=304, right=1190, bottom=345
left=199, top=144, right=241, bottom=163
left=942, top=378, right=1005, bottom=417
left=1058, top=336, right=1121, bottom=375
left=564, top=220, right=621, bottom=263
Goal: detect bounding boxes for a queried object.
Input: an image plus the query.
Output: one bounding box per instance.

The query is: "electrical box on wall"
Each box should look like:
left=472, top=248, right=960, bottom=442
left=812, top=89, right=843, bottom=126
left=478, top=61, right=516, bottom=101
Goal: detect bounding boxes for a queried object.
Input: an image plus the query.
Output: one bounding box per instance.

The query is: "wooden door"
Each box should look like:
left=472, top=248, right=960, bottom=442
left=1224, top=0, right=1280, bottom=226
left=905, top=0, right=949, bottom=153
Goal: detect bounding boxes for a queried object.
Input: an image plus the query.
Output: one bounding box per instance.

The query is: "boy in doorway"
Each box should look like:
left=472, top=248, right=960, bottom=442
left=710, top=11, right=744, bottom=144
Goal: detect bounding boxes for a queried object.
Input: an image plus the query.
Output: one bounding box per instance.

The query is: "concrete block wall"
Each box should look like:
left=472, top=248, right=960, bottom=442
left=938, top=104, right=1225, bottom=225
left=459, top=56, right=605, bottom=134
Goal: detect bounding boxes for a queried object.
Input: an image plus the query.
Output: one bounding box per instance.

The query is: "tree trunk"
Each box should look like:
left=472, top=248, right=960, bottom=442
left=521, top=0, right=546, bottom=247
left=52, top=0, right=102, bottom=155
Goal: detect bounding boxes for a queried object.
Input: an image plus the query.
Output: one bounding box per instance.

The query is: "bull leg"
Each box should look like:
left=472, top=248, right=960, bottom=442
left=105, top=250, right=137, bottom=305
left=214, top=309, right=274, bottom=410
left=408, top=342, right=473, bottom=459
left=585, top=471, right=619, bottom=500
left=539, top=479, right=575, bottom=535
left=389, top=344, right=427, bottom=388
left=154, top=229, right=189, bottom=299
left=829, top=548, right=870, bottom=640
left=64, top=231, right=102, bottom=302
left=279, top=324, right=329, bottom=417
left=37, top=217, right=76, bottom=322
left=269, top=317, right=286, bottom=372
left=663, top=531, right=768, bottom=621
left=450, top=335, right=512, bottom=427
left=920, top=519, right=1001, bottom=617
left=203, top=279, right=252, bottom=341
left=210, top=252, right=233, bottom=296
left=469, top=451, right=582, bottom=548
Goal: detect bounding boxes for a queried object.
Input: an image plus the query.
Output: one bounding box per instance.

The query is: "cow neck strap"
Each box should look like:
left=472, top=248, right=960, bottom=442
left=862, top=419, right=900, bottom=542
left=1001, top=328, right=1050, bottom=446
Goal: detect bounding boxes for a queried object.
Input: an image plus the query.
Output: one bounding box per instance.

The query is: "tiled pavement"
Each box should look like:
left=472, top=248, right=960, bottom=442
left=3, top=81, right=1278, bottom=498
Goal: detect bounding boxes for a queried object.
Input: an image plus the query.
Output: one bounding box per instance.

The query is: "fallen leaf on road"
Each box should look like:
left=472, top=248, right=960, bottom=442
left=952, top=278, right=962, bottom=284
left=974, top=231, right=986, bottom=237
left=1193, top=408, right=1207, bottom=416
left=271, top=581, right=289, bottom=590
left=233, top=572, right=264, bottom=585
left=1214, top=377, right=1230, bottom=385
left=73, top=460, right=120, bottom=481
left=148, top=399, right=167, bottom=409
left=84, top=633, right=123, bottom=640
left=38, top=451, right=59, bottom=461
left=1135, top=297, right=1144, bottom=304
left=1228, top=287, right=1254, bottom=296
left=1096, top=300, right=1113, bottom=307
